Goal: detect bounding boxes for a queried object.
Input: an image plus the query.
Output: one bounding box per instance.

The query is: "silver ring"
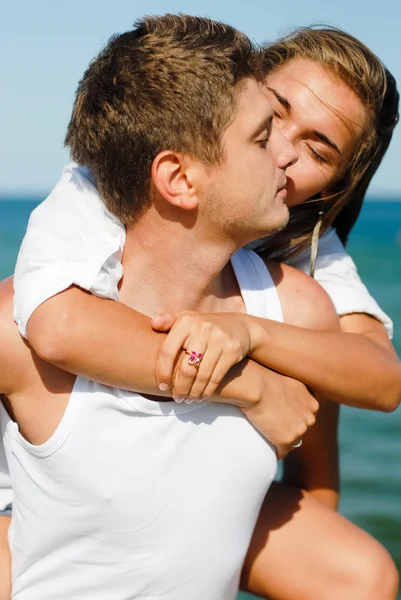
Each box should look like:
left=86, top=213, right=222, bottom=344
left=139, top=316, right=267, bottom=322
left=291, top=439, right=303, bottom=449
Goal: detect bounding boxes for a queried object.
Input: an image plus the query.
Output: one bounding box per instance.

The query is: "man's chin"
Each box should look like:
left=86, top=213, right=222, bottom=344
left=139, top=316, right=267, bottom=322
left=269, top=205, right=290, bottom=234
left=245, top=206, right=289, bottom=248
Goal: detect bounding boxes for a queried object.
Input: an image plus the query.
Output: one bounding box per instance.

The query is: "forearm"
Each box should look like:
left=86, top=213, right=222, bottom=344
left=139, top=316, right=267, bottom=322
left=282, top=399, right=340, bottom=511
left=28, top=289, right=168, bottom=394
left=248, top=316, right=401, bottom=412
left=26, top=287, right=265, bottom=406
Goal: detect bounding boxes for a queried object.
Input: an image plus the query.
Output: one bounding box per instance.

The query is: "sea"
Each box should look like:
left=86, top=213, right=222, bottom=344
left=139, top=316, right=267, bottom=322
left=0, top=197, right=400, bottom=599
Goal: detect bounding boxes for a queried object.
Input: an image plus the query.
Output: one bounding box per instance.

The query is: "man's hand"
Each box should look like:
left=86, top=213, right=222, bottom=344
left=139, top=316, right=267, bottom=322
left=241, top=369, right=319, bottom=459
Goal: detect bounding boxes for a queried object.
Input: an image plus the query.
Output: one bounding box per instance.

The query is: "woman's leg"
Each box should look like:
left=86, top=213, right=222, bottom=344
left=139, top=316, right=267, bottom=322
left=0, top=515, right=11, bottom=600
left=241, top=481, right=399, bottom=600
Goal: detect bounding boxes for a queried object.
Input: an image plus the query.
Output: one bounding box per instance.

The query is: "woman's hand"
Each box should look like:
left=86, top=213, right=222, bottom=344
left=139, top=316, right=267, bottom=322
left=152, top=311, right=258, bottom=402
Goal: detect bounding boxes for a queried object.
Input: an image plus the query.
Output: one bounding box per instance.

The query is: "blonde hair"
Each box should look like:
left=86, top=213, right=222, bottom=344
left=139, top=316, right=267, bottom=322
left=258, top=26, right=399, bottom=261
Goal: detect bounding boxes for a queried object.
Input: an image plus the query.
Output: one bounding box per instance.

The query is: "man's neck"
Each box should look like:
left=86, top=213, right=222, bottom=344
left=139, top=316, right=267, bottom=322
left=119, top=212, right=243, bottom=316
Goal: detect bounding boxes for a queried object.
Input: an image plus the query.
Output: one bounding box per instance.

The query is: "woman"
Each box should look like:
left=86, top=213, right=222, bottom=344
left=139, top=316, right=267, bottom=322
left=2, top=26, right=400, bottom=600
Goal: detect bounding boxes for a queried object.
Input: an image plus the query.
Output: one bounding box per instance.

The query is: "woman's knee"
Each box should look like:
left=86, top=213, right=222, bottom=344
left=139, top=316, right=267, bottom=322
left=343, top=540, right=399, bottom=600
left=241, top=483, right=399, bottom=600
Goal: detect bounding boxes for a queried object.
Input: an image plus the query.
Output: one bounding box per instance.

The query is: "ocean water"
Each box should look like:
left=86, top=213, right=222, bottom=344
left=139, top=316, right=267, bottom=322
left=0, top=198, right=400, bottom=599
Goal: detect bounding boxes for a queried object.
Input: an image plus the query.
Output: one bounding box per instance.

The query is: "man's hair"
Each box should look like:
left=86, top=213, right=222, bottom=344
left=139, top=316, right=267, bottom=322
left=65, top=14, right=261, bottom=223
left=257, top=26, right=399, bottom=261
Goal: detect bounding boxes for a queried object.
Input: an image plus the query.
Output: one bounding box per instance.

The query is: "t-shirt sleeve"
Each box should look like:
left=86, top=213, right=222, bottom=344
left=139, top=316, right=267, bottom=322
left=13, top=164, right=126, bottom=338
left=286, top=228, right=394, bottom=339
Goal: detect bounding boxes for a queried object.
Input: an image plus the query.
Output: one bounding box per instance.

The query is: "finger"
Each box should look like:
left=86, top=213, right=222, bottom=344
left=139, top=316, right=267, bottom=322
left=171, top=338, right=209, bottom=402
left=151, top=314, right=175, bottom=332
left=185, top=344, right=224, bottom=401
left=200, top=350, right=244, bottom=399
left=155, top=321, right=191, bottom=391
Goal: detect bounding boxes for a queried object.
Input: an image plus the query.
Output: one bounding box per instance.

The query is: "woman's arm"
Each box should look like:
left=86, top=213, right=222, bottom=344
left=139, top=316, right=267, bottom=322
left=3, top=280, right=317, bottom=458
left=282, top=397, right=340, bottom=511
left=245, top=262, right=401, bottom=412
left=26, top=265, right=401, bottom=413
left=244, top=316, right=400, bottom=412
left=153, top=263, right=401, bottom=411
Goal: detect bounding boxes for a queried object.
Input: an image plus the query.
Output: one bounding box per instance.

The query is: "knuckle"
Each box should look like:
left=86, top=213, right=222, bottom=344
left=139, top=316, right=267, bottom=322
left=209, top=375, right=222, bottom=385
left=180, top=315, right=192, bottom=328
left=179, top=363, right=195, bottom=379
left=201, top=321, right=213, bottom=333
left=213, top=328, right=226, bottom=342
left=195, top=372, right=210, bottom=384
left=311, top=399, right=320, bottom=414
left=307, top=413, right=316, bottom=427
left=297, top=424, right=307, bottom=438
left=227, top=339, right=241, bottom=355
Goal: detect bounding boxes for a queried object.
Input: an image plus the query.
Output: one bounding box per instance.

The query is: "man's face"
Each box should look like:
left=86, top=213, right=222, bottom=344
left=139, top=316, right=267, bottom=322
left=200, top=78, right=298, bottom=245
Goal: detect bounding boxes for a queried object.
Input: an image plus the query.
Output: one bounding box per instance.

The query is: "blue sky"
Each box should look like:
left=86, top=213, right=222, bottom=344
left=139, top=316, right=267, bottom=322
left=2, top=0, right=401, bottom=197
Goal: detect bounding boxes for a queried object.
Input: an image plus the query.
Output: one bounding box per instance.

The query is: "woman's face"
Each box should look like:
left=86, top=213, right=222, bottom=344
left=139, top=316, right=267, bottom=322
left=264, top=58, right=366, bottom=207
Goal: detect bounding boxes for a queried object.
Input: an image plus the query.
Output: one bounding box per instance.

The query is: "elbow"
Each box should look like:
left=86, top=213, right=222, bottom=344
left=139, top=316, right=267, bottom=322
left=369, top=363, right=401, bottom=413
left=384, top=367, right=401, bottom=412
left=375, top=380, right=401, bottom=413
left=27, top=307, right=76, bottom=367
left=379, top=392, right=401, bottom=413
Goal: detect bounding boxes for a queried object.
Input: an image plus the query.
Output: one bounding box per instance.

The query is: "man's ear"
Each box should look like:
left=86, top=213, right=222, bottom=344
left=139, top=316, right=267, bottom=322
left=151, top=151, right=199, bottom=211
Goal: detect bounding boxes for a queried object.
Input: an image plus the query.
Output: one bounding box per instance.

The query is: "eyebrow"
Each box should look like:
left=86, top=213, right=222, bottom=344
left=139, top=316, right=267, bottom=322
left=267, top=86, right=342, bottom=156
left=312, top=130, right=342, bottom=155
left=266, top=87, right=291, bottom=112
left=251, top=114, right=273, bottom=140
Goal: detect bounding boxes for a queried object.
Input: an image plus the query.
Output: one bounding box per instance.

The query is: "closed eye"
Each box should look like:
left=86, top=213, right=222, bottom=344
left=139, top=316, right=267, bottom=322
left=309, top=146, right=328, bottom=164
left=257, top=137, right=269, bottom=149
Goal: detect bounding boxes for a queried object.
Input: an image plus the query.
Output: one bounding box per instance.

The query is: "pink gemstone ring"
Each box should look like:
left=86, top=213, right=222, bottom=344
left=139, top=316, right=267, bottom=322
left=187, top=351, right=203, bottom=369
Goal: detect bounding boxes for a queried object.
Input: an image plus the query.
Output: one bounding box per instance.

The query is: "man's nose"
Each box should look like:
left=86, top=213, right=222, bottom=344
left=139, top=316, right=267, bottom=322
left=274, top=128, right=298, bottom=169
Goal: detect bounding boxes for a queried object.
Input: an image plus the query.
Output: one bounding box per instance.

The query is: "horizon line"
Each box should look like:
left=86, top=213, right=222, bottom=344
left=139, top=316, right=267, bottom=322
left=1, top=193, right=401, bottom=202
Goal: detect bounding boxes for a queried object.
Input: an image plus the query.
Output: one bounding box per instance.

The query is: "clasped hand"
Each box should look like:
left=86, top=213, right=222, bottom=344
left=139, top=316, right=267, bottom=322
left=152, top=311, right=319, bottom=458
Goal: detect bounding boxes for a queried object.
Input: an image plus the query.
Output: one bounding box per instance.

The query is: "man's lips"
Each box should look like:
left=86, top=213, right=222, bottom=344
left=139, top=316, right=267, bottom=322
left=277, top=178, right=287, bottom=193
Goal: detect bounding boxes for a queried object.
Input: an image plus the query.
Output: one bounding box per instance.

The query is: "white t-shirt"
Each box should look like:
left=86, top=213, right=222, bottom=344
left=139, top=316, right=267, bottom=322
left=4, top=249, right=279, bottom=599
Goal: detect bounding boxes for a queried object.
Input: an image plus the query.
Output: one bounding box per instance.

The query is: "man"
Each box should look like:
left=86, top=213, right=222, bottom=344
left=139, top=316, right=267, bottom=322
left=0, top=14, right=333, bottom=599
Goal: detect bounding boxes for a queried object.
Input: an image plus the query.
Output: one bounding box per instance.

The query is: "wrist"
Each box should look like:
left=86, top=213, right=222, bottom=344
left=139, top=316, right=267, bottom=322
left=246, top=316, right=271, bottom=357
left=215, top=358, right=263, bottom=410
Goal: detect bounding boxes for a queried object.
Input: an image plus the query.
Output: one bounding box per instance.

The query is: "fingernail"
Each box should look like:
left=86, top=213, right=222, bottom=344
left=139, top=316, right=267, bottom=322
left=152, top=315, right=161, bottom=321
left=159, top=383, right=169, bottom=391
left=173, top=396, right=186, bottom=403
left=184, top=398, right=194, bottom=404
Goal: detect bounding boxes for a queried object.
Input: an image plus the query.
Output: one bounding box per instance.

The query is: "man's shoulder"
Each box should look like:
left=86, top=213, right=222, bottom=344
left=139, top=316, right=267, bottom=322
left=264, top=259, right=340, bottom=331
